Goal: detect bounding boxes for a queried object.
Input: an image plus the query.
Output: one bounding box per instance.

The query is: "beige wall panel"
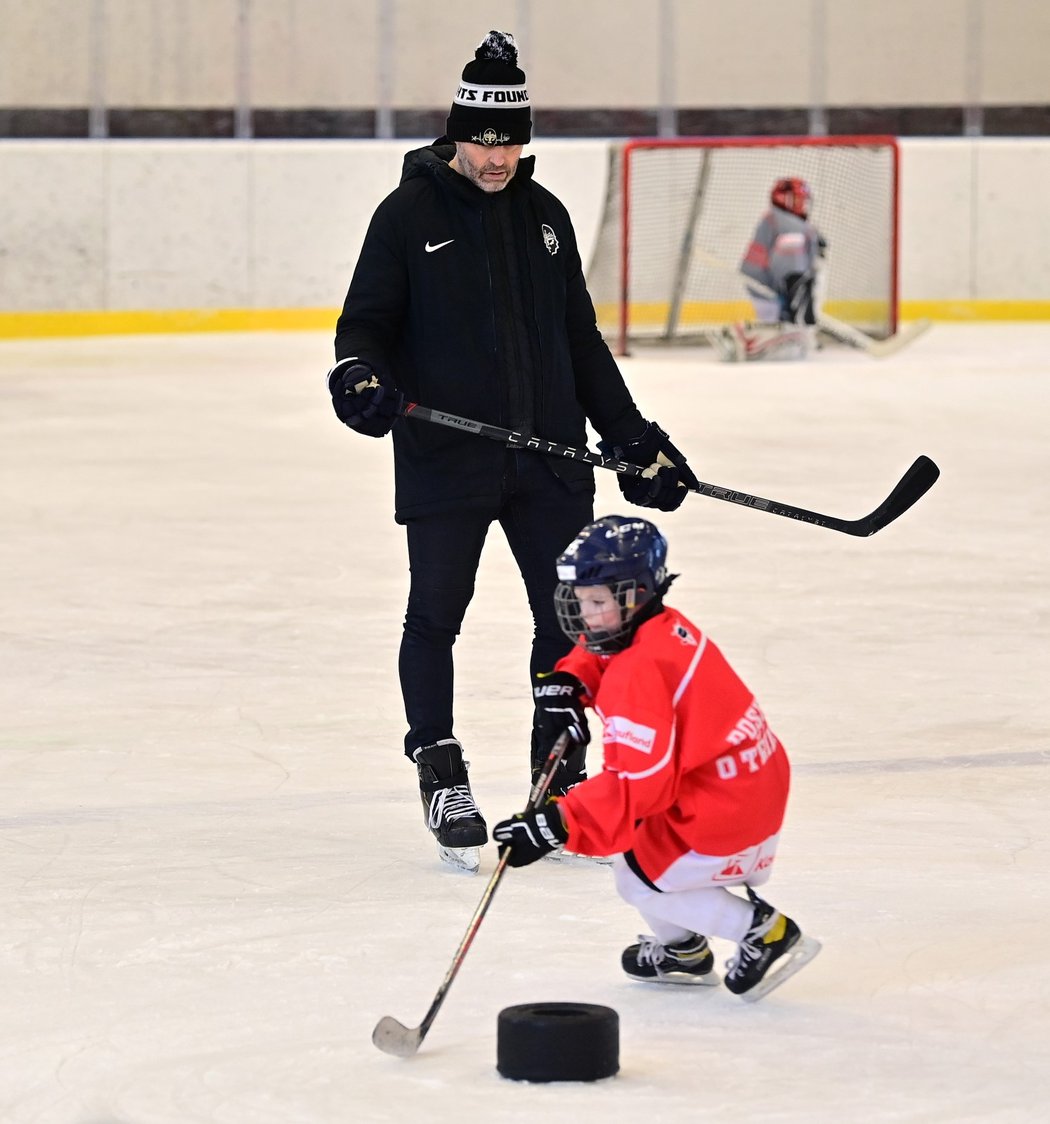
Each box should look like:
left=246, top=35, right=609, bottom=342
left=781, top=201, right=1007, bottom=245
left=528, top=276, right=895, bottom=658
left=825, top=0, right=968, bottom=106
left=6, top=138, right=1050, bottom=313
left=0, top=145, right=106, bottom=308
left=979, top=0, right=1050, bottom=103
left=247, top=139, right=609, bottom=309
left=249, top=0, right=376, bottom=108
left=529, top=140, right=608, bottom=264
left=674, top=1, right=813, bottom=107
left=250, top=143, right=405, bottom=307
left=898, top=140, right=973, bottom=301
left=3, top=0, right=1050, bottom=112
left=388, top=0, right=519, bottom=109
left=529, top=0, right=661, bottom=108
left=0, top=0, right=92, bottom=105
left=106, top=145, right=250, bottom=308
left=104, top=0, right=240, bottom=106
left=974, top=140, right=1050, bottom=298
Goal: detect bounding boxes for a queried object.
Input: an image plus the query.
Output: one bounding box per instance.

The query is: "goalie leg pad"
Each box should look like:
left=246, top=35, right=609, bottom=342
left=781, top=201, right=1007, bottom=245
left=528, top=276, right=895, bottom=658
left=715, top=322, right=814, bottom=362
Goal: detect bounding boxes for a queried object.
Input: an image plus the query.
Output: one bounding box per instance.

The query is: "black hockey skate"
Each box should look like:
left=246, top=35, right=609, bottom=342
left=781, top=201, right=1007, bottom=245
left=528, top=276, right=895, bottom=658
left=413, top=739, right=487, bottom=874
left=621, top=933, right=718, bottom=986
left=723, top=887, right=822, bottom=1002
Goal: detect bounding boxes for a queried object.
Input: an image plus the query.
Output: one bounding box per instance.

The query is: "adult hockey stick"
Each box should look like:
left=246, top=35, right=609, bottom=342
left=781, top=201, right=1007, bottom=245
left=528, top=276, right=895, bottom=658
left=693, top=248, right=932, bottom=358
left=371, top=732, right=571, bottom=1058
left=398, top=401, right=940, bottom=538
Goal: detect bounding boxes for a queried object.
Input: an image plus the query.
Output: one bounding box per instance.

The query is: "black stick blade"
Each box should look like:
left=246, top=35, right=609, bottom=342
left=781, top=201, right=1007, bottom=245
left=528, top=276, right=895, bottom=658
left=372, top=1016, right=423, bottom=1057
left=853, top=455, right=940, bottom=536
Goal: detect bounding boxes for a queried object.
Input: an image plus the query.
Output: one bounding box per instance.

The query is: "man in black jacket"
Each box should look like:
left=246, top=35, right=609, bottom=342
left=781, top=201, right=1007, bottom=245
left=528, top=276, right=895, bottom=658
left=328, top=31, right=697, bottom=873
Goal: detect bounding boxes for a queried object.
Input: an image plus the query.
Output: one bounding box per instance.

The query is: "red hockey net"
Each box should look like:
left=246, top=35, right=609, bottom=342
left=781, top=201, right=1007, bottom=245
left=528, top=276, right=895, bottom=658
left=586, top=136, right=900, bottom=354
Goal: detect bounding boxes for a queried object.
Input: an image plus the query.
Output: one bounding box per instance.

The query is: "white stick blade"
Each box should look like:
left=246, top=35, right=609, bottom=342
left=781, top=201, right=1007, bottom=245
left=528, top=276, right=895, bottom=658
left=372, top=1016, right=423, bottom=1057
left=870, top=318, right=932, bottom=357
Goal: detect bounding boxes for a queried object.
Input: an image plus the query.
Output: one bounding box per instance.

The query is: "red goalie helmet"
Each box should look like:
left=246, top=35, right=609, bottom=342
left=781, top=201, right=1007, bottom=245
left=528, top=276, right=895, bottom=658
left=771, top=177, right=812, bottom=219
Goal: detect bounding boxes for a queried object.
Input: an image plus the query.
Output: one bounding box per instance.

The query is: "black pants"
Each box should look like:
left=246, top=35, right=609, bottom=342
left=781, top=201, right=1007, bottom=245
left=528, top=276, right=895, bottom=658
left=399, top=450, right=594, bottom=757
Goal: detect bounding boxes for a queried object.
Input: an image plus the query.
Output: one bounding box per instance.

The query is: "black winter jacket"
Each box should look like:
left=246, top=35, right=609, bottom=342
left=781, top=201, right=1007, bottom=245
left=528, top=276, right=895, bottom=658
left=334, top=141, right=646, bottom=523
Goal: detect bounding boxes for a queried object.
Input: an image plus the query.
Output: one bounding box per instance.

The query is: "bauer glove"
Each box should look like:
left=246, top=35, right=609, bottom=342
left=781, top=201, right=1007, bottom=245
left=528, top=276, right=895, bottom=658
left=327, top=357, right=404, bottom=438
left=532, top=671, right=590, bottom=752
left=598, top=421, right=699, bottom=512
left=493, top=799, right=569, bottom=867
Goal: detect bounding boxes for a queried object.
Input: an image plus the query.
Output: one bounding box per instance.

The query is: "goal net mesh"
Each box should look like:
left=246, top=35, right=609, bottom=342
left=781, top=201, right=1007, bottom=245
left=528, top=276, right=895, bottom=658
left=586, top=137, right=899, bottom=351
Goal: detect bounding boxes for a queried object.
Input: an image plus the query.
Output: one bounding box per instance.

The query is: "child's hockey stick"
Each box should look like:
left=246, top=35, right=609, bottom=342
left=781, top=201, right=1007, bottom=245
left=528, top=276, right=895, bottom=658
left=396, top=400, right=939, bottom=538
left=371, top=732, right=571, bottom=1058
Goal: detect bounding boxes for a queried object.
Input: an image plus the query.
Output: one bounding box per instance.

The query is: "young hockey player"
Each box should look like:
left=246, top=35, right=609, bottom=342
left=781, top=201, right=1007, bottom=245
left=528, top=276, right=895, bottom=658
left=707, top=177, right=826, bottom=362
left=493, top=515, right=820, bottom=1000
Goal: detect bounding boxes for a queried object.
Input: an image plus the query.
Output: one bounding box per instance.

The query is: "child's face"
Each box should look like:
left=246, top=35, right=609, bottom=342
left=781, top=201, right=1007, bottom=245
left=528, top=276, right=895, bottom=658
left=573, top=584, right=623, bottom=633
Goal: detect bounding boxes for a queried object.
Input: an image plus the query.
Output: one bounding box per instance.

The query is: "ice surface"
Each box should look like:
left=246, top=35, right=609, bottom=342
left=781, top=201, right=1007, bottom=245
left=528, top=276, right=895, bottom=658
left=1, top=325, right=1048, bottom=1122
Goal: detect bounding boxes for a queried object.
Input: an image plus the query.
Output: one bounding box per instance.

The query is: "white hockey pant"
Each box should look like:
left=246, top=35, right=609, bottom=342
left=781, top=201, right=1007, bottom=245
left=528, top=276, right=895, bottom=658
left=612, top=834, right=779, bottom=947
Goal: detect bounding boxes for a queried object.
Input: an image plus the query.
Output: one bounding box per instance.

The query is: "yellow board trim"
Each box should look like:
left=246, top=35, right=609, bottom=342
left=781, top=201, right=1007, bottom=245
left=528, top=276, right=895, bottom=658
left=0, top=308, right=338, bottom=339
left=900, top=300, right=1050, bottom=321
left=3, top=300, right=1050, bottom=341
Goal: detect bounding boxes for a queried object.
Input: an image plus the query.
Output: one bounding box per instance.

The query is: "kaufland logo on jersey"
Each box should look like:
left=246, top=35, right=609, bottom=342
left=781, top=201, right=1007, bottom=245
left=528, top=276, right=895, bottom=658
left=605, top=716, right=657, bottom=755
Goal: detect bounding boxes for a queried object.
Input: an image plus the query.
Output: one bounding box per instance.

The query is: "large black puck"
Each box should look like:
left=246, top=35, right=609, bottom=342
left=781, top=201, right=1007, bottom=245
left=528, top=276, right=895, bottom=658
left=497, top=1002, right=619, bottom=1083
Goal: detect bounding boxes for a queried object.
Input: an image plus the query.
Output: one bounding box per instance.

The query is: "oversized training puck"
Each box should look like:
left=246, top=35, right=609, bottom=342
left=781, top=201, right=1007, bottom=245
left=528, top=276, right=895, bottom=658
left=496, top=1002, right=619, bottom=1083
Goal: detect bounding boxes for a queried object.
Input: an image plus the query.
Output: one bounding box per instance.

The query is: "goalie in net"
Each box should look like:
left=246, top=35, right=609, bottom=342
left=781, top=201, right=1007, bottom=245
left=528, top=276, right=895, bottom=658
left=706, top=177, right=826, bottom=363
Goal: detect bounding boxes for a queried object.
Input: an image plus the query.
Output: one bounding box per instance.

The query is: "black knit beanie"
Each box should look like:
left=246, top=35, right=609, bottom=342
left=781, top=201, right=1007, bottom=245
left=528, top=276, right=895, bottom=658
left=446, top=30, right=532, bottom=146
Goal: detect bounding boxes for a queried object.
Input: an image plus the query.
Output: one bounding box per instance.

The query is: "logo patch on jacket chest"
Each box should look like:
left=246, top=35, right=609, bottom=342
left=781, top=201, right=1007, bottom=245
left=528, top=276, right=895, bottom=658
left=541, top=224, right=560, bottom=255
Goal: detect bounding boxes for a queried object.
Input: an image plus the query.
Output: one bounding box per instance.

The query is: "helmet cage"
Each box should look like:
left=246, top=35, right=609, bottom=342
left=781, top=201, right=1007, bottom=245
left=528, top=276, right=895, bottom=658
left=552, top=515, right=670, bottom=655
left=554, top=577, right=652, bottom=655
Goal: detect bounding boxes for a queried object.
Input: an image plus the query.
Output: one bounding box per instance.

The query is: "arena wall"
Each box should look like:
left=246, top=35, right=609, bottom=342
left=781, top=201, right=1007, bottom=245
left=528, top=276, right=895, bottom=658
left=1, top=137, right=1048, bottom=338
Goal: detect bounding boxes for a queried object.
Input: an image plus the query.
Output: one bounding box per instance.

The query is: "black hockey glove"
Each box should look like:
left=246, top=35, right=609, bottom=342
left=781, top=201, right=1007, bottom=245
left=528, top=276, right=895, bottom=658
left=783, top=273, right=816, bottom=326
left=598, top=421, right=699, bottom=512
left=493, top=798, right=569, bottom=867
left=327, top=358, right=404, bottom=438
left=533, top=671, right=590, bottom=752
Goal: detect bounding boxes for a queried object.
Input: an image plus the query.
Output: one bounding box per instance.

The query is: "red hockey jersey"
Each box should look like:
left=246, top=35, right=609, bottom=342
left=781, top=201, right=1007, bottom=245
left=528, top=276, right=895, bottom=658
left=556, top=606, right=790, bottom=882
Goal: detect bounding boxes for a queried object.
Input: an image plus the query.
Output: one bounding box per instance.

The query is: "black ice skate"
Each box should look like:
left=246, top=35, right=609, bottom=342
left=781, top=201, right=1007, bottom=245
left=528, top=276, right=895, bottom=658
left=723, top=887, right=822, bottom=1002
left=621, top=933, right=718, bottom=986
left=413, top=739, right=487, bottom=874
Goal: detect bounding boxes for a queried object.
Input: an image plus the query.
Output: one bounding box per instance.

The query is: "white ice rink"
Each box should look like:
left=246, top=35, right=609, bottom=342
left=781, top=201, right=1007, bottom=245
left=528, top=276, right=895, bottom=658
left=2, top=325, right=1048, bottom=1123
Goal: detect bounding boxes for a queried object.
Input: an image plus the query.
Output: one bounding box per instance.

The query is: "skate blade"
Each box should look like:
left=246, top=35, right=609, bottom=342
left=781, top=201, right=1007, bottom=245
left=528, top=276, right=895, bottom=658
left=543, top=848, right=614, bottom=866
left=436, top=844, right=480, bottom=874
left=634, top=971, right=720, bottom=987
left=739, top=935, right=822, bottom=1003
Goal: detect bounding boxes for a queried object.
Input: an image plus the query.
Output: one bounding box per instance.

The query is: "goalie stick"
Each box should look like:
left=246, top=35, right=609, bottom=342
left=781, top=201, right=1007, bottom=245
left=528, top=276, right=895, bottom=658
left=372, top=733, right=571, bottom=1058
left=395, top=400, right=939, bottom=538
left=816, top=310, right=932, bottom=358
left=693, top=248, right=932, bottom=358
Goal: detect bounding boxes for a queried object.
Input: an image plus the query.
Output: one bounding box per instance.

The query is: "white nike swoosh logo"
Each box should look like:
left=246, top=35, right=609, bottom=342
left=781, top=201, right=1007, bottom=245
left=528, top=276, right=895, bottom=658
left=425, top=239, right=455, bottom=253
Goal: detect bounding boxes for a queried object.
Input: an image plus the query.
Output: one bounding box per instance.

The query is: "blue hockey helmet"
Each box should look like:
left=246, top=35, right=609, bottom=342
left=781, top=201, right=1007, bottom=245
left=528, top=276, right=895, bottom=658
left=554, top=515, right=670, bottom=654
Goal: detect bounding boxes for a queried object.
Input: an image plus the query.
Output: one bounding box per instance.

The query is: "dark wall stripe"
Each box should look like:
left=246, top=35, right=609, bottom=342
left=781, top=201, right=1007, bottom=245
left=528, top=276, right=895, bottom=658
left=2, top=104, right=1048, bottom=139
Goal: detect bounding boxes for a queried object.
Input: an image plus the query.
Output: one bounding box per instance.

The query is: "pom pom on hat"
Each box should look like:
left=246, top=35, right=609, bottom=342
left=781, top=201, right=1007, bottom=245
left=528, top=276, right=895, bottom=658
left=475, top=29, right=519, bottom=66
left=446, top=30, right=532, bottom=147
